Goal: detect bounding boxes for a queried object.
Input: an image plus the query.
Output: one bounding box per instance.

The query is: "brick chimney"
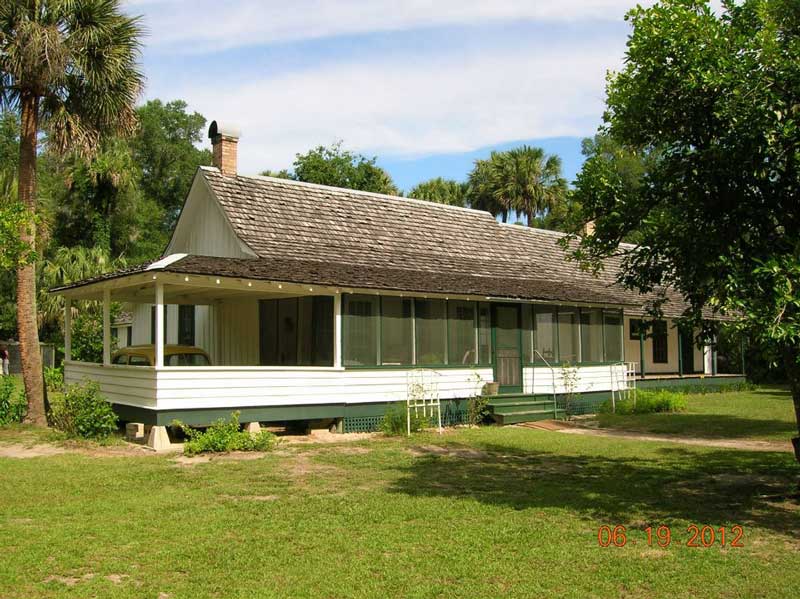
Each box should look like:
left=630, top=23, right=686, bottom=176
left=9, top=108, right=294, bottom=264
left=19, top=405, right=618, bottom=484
left=208, top=121, right=240, bottom=176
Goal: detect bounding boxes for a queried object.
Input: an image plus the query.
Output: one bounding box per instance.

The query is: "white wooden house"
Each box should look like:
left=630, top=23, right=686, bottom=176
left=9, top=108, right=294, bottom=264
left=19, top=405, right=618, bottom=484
left=52, top=122, right=742, bottom=445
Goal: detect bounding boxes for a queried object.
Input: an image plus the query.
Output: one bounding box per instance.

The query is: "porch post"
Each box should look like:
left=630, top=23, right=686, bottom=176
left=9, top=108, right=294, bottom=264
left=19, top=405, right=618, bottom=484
left=155, top=282, right=165, bottom=368
left=333, top=293, right=342, bottom=368
left=64, top=298, right=72, bottom=362
left=102, top=289, right=111, bottom=366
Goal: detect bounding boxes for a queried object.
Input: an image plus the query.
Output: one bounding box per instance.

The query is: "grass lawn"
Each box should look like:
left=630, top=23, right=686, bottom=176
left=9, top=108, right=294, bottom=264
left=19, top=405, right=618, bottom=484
left=595, top=387, right=798, bottom=442
left=1, top=413, right=799, bottom=598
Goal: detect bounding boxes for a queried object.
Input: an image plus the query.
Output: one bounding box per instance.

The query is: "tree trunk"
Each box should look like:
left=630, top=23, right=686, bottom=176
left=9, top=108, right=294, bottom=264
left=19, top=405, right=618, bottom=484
left=784, top=343, right=800, bottom=465
left=16, top=95, right=46, bottom=426
left=526, top=209, right=534, bottom=227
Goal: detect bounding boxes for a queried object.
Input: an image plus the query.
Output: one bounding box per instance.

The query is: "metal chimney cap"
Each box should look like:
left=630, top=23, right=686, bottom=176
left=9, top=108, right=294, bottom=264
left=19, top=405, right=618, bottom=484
left=208, top=120, right=241, bottom=140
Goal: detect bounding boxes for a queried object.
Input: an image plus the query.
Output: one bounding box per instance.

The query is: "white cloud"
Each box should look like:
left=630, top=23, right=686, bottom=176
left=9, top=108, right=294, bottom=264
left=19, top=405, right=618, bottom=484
left=127, top=0, right=647, bottom=52
left=165, top=34, right=624, bottom=174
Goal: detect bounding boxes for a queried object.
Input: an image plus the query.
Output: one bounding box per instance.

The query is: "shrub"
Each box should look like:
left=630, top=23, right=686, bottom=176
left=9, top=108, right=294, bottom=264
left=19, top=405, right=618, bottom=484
left=654, top=381, right=756, bottom=395
left=44, top=366, right=64, bottom=392
left=600, top=389, right=688, bottom=415
left=0, top=377, right=26, bottom=425
left=467, top=394, right=490, bottom=426
left=380, top=404, right=429, bottom=436
left=173, top=412, right=278, bottom=456
left=49, top=381, right=118, bottom=439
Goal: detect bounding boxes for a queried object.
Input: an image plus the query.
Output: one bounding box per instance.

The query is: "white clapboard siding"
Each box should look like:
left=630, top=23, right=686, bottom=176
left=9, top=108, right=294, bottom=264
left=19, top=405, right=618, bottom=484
left=153, top=367, right=494, bottom=410
left=64, top=361, right=157, bottom=408
left=523, top=364, right=626, bottom=395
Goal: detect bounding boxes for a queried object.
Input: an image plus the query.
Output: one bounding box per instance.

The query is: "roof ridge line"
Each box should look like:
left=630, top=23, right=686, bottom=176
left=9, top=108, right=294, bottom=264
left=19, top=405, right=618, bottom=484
left=204, top=166, right=495, bottom=218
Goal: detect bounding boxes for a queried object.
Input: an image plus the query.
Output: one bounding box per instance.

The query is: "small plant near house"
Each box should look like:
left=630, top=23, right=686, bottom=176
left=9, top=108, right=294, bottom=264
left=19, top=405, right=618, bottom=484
left=172, top=412, right=278, bottom=456
left=380, top=404, right=429, bottom=436
left=44, top=366, right=64, bottom=392
left=600, top=389, right=688, bottom=415
left=0, top=377, right=26, bottom=425
left=48, top=381, right=118, bottom=440
left=466, top=370, right=489, bottom=425
left=560, top=362, right=579, bottom=419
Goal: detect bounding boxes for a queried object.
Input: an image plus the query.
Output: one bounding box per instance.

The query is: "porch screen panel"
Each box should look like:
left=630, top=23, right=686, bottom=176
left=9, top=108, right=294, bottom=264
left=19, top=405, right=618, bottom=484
left=603, top=310, right=623, bottom=362
left=178, top=305, right=195, bottom=346
left=297, top=297, right=334, bottom=366
left=415, top=298, right=447, bottom=365
left=579, top=308, right=604, bottom=362
left=533, top=304, right=557, bottom=362
left=558, top=308, right=580, bottom=363
left=478, top=302, right=491, bottom=364
left=380, top=297, right=413, bottom=365
left=343, top=294, right=379, bottom=366
left=276, top=299, right=298, bottom=365
left=521, top=304, right=533, bottom=363
left=448, top=300, right=477, bottom=365
left=258, top=300, right=278, bottom=365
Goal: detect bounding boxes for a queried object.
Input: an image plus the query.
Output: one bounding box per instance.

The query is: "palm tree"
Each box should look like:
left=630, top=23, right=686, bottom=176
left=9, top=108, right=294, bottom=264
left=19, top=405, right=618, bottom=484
left=493, top=146, right=567, bottom=227
left=409, top=177, right=467, bottom=207
left=466, top=154, right=508, bottom=221
left=0, top=1, right=143, bottom=424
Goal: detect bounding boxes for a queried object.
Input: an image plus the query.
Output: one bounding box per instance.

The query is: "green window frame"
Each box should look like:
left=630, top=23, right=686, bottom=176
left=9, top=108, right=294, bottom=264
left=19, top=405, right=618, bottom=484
left=652, top=320, right=668, bottom=364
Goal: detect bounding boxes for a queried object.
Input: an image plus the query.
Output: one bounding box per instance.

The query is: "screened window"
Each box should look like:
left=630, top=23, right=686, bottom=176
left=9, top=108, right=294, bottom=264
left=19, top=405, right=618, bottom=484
left=533, top=304, right=557, bottom=362
left=178, top=305, right=195, bottom=346
left=381, top=297, right=413, bottom=365
left=343, top=294, right=379, bottom=366
left=630, top=319, right=645, bottom=341
left=478, top=303, right=491, bottom=364
left=603, top=311, right=623, bottom=362
left=580, top=308, right=604, bottom=362
left=150, top=306, right=168, bottom=344
left=652, top=320, right=668, bottom=363
left=415, top=299, right=447, bottom=365
left=558, top=308, right=580, bottom=363
left=521, top=304, right=533, bottom=363
left=259, top=296, right=333, bottom=366
left=448, top=300, right=477, bottom=365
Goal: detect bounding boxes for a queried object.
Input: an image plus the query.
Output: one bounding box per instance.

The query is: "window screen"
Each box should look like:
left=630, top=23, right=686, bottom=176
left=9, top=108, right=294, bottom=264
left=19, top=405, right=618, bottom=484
left=259, top=296, right=334, bottom=366
left=415, top=298, right=447, bottom=365
left=533, top=304, right=557, bottom=362
left=521, top=304, right=533, bottom=363
left=580, top=308, right=604, bottom=362
left=652, top=320, right=668, bottom=363
left=178, top=305, right=195, bottom=346
left=478, top=303, right=491, bottom=364
left=380, top=297, right=413, bottom=365
left=343, top=294, right=379, bottom=366
left=448, top=300, right=477, bottom=365
left=558, top=308, right=580, bottom=363
left=603, top=310, right=623, bottom=362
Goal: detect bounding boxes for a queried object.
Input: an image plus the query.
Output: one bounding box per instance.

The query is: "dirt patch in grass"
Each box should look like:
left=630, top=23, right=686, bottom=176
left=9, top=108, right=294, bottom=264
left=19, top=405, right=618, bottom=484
left=280, top=431, right=378, bottom=444
left=219, top=493, right=279, bottom=502
left=0, top=444, right=66, bottom=458
left=171, top=451, right=270, bottom=467
left=557, top=427, right=793, bottom=453
left=408, top=444, right=488, bottom=459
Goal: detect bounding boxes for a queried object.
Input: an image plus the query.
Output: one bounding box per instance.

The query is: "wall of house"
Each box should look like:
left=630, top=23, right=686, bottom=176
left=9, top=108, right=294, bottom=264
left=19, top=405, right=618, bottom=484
left=524, top=363, right=627, bottom=395
left=166, top=174, right=255, bottom=258
left=153, top=366, right=494, bottom=411
left=623, top=316, right=705, bottom=375
left=64, top=361, right=157, bottom=408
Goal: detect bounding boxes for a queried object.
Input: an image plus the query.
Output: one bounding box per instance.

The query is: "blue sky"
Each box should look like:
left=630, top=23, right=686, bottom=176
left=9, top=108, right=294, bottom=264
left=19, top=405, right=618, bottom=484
left=125, top=0, right=650, bottom=192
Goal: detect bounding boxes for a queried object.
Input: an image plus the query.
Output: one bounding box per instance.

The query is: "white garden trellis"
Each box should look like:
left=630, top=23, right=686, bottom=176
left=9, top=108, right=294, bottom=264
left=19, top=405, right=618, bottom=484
left=405, top=370, right=443, bottom=436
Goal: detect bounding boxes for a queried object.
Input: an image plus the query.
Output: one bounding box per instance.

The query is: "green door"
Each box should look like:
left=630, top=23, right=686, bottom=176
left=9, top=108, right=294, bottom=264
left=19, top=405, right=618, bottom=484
left=492, top=303, right=523, bottom=393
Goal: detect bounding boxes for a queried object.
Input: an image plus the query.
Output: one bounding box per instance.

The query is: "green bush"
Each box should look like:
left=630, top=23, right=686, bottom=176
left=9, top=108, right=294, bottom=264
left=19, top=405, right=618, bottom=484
left=44, top=366, right=64, bottom=392
left=173, top=412, right=278, bottom=456
left=48, top=381, right=118, bottom=439
left=0, top=377, right=26, bottom=425
left=380, top=404, right=429, bottom=436
left=600, top=389, right=688, bottom=415
left=653, top=381, right=756, bottom=395
left=467, top=394, right=490, bottom=426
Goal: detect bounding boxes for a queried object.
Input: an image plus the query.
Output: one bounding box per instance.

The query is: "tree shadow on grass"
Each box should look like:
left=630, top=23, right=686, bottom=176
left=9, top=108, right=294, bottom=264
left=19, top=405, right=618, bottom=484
left=389, top=441, right=800, bottom=538
left=597, top=414, right=798, bottom=440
